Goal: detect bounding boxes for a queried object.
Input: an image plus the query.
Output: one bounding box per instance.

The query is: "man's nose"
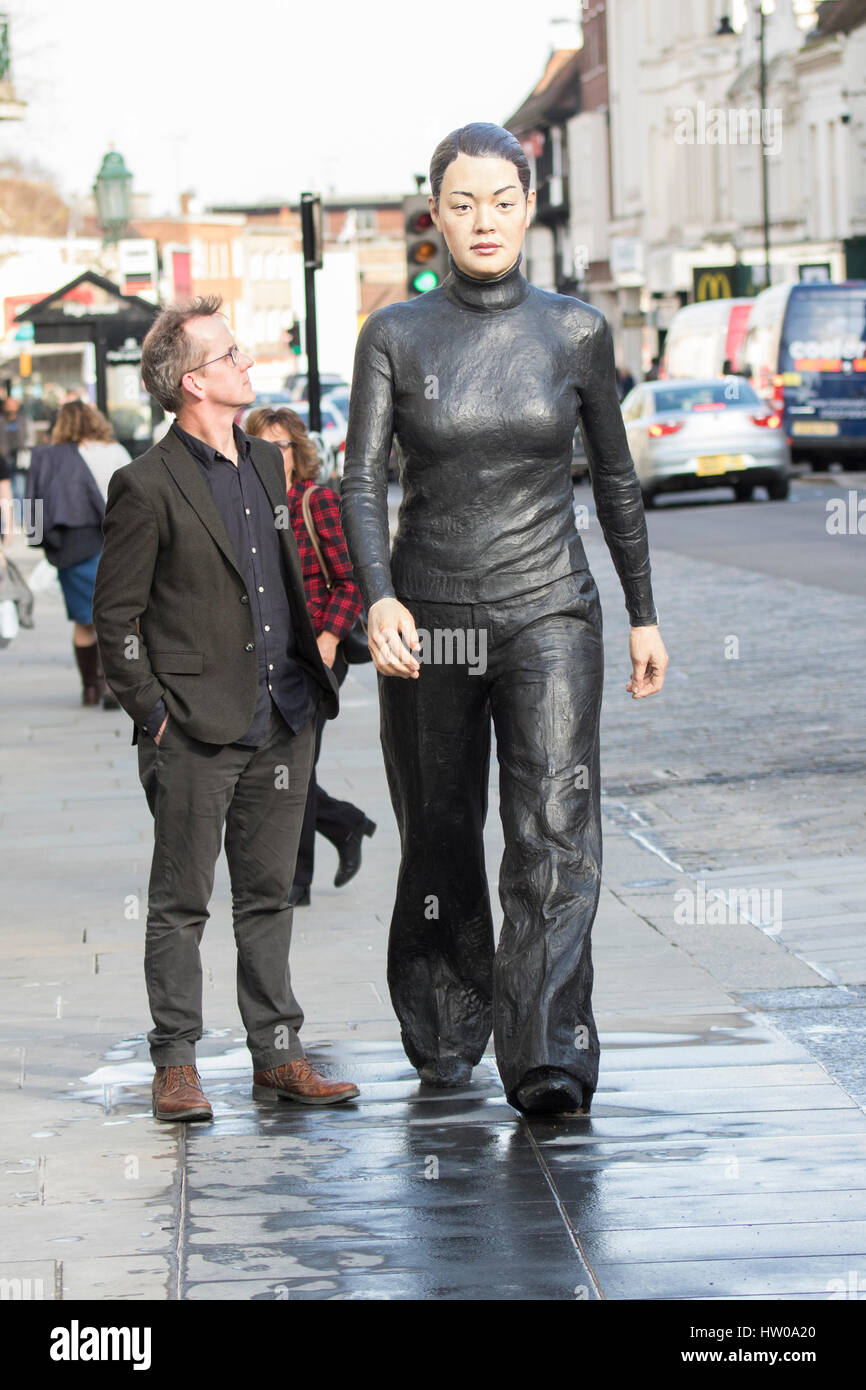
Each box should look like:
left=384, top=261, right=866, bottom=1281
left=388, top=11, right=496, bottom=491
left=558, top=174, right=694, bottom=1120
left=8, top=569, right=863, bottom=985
left=473, top=205, right=496, bottom=232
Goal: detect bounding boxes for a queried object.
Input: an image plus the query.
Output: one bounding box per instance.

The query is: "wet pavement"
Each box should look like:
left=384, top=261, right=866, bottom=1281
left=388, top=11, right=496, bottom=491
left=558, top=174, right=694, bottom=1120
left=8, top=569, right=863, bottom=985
left=3, top=513, right=866, bottom=1302
left=52, top=1020, right=866, bottom=1302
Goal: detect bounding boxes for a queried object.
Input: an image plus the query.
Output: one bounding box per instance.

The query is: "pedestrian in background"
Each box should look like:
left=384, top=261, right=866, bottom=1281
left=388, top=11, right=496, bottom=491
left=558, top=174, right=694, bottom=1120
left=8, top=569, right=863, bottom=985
left=615, top=365, right=635, bottom=400
left=0, top=396, right=27, bottom=504
left=247, top=406, right=376, bottom=907
left=0, top=447, right=12, bottom=542
left=25, top=400, right=129, bottom=708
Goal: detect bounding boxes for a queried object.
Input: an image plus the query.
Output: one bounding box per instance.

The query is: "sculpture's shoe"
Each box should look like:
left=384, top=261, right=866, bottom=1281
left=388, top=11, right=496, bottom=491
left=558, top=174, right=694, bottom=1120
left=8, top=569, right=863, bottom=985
left=510, top=1067, right=589, bottom=1116
left=417, top=1055, right=473, bottom=1088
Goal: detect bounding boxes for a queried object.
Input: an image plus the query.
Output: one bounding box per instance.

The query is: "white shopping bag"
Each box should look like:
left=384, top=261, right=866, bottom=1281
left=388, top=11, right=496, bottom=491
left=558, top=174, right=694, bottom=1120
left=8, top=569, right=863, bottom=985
left=0, top=597, right=19, bottom=641
left=27, top=558, right=61, bottom=594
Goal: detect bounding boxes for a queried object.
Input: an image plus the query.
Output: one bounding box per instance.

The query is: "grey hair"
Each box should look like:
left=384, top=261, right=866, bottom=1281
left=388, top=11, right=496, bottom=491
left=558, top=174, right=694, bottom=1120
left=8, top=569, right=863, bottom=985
left=429, top=122, right=531, bottom=207
left=141, top=295, right=224, bottom=414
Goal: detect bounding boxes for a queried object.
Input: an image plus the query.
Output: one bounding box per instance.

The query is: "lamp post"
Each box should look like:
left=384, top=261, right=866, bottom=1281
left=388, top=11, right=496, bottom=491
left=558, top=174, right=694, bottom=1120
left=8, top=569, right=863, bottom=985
left=715, top=7, right=772, bottom=289
left=93, top=149, right=133, bottom=244
left=0, top=11, right=27, bottom=119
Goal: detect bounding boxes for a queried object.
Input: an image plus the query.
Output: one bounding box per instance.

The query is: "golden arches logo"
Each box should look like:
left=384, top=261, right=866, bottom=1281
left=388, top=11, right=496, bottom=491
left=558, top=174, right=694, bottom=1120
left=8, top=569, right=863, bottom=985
left=696, top=270, right=733, bottom=301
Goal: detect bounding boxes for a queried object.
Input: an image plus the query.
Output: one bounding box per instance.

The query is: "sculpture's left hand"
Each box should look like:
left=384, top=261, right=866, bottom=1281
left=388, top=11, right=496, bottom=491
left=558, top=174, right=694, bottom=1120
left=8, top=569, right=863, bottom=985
left=627, top=625, right=668, bottom=699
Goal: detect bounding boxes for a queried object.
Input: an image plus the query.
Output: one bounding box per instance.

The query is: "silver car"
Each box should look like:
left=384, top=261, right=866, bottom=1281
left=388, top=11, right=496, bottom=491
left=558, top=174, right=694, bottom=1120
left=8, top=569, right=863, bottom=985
left=620, top=378, right=790, bottom=506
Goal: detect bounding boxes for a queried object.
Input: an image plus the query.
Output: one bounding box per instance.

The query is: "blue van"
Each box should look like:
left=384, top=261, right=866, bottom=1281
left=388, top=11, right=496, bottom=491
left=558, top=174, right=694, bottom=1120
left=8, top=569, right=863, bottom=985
left=742, top=281, right=866, bottom=469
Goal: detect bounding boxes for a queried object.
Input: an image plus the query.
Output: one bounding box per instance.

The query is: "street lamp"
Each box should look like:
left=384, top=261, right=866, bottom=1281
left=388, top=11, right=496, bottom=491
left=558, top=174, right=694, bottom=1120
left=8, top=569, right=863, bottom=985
left=715, top=7, right=772, bottom=289
left=93, top=149, right=133, bottom=244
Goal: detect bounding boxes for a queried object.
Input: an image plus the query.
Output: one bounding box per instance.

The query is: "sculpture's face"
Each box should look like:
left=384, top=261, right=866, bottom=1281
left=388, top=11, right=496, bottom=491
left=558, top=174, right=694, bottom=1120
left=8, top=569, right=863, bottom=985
left=430, top=153, right=535, bottom=281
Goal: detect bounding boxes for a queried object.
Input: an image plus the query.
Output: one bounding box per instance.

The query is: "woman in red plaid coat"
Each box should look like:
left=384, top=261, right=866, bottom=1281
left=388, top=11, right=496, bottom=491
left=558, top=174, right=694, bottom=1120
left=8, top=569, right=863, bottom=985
left=247, top=407, right=376, bottom=906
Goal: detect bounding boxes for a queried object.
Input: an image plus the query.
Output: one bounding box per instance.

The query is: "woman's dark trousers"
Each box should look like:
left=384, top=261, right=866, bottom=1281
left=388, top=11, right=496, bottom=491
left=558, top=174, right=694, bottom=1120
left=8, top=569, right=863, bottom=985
left=293, top=647, right=367, bottom=890
left=378, top=572, right=604, bottom=1107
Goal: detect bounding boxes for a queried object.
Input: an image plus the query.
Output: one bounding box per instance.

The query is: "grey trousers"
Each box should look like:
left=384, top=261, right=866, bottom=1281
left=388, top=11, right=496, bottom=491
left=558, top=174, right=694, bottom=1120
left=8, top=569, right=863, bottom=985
left=137, top=706, right=316, bottom=1068
left=379, top=571, right=604, bottom=1106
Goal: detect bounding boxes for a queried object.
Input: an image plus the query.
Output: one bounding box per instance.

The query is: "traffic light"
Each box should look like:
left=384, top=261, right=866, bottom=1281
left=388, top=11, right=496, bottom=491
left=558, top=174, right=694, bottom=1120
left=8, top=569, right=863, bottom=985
left=287, top=322, right=302, bottom=355
left=404, top=194, right=448, bottom=297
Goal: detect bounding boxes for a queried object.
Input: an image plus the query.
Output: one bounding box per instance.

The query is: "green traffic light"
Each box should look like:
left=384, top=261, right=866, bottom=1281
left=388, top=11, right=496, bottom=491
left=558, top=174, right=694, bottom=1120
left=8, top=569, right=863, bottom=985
left=412, top=269, right=439, bottom=294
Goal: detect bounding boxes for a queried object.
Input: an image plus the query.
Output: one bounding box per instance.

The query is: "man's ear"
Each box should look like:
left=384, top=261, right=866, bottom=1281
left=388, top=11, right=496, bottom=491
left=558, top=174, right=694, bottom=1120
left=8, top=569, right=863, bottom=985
left=180, top=372, right=205, bottom=405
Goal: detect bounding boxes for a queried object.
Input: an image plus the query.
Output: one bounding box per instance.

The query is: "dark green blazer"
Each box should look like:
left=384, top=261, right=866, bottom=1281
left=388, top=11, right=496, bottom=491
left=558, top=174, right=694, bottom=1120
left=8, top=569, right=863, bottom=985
left=93, top=427, right=339, bottom=745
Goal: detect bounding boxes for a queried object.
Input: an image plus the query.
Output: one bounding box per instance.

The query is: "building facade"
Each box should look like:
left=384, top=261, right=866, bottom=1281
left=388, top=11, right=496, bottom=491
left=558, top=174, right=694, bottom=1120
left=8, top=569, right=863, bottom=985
left=505, top=0, right=866, bottom=376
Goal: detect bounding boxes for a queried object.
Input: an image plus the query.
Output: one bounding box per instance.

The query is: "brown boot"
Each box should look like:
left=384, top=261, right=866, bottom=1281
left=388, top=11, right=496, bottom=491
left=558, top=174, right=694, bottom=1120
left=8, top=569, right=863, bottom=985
left=73, top=642, right=100, bottom=706
left=252, top=1059, right=360, bottom=1107
left=152, top=1065, right=213, bottom=1122
left=94, top=646, right=120, bottom=710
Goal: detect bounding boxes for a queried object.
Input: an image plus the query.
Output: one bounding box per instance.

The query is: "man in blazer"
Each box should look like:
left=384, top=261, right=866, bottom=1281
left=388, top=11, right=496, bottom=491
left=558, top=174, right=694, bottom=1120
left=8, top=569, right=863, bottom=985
left=93, top=296, right=359, bottom=1120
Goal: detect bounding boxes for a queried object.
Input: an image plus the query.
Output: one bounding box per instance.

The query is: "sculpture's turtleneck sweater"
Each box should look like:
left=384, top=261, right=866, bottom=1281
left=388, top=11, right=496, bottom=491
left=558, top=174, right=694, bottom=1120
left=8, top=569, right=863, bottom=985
left=442, top=252, right=531, bottom=313
left=341, top=253, right=658, bottom=627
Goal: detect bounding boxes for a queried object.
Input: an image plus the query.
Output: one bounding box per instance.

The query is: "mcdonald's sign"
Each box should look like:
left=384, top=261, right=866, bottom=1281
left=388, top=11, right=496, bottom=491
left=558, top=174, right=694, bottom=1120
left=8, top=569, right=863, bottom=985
left=694, top=267, right=734, bottom=301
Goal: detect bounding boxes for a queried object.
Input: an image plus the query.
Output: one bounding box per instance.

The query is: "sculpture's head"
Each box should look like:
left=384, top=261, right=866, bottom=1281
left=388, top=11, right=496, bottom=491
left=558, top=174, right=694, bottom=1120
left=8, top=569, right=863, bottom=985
left=428, top=122, right=536, bottom=282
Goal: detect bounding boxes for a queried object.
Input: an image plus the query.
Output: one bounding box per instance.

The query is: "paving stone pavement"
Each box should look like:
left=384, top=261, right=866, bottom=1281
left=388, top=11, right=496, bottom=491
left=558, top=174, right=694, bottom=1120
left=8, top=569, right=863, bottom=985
left=2, top=515, right=866, bottom=1302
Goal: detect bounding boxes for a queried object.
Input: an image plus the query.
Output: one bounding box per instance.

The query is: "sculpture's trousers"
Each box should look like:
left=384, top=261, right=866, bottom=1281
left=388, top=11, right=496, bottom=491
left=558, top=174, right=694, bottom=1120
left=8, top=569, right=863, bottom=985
left=379, top=571, right=604, bottom=1106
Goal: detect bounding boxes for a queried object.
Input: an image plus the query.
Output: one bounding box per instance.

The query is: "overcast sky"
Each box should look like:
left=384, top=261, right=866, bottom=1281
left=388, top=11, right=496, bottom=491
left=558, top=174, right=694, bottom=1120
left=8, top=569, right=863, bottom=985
left=3, top=0, right=577, bottom=213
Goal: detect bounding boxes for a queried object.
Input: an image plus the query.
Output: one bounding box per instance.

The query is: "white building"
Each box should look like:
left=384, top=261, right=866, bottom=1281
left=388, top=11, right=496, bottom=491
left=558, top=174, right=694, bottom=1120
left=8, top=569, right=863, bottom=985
left=587, top=0, right=866, bottom=372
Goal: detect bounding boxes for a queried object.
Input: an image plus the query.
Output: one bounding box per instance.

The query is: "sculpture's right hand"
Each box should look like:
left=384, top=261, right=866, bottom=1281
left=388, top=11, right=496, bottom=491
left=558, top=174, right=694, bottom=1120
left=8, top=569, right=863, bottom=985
left=153, top=714, right=169, bottom=746
left=367, top=597, right=420, bottom=679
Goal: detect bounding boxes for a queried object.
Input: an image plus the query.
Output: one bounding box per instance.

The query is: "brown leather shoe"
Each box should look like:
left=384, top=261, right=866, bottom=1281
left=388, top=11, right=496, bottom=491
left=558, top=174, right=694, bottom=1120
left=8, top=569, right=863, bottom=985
left=152, top=1065, right=213, bottom=1122
left=252, top=1059, right=360, bottom=1107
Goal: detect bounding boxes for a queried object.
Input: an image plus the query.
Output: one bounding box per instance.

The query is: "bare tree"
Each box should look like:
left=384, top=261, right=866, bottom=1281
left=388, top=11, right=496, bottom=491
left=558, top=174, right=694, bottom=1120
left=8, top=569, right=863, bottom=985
left=0, top=156, right=70, bottom=236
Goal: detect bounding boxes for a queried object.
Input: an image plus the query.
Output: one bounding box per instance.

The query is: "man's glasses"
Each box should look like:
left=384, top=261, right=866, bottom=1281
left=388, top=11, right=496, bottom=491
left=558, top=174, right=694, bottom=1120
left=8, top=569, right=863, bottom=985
left=182, top=344, right=243, bottom=383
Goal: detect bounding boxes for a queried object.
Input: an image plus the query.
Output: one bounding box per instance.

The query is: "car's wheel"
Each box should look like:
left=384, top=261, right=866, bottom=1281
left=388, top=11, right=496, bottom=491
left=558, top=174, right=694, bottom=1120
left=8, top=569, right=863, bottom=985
left=841, top=457, right=865, bottom=473
left=767, top=476, right=790, bottom=500
left=734, top=482, right=754, bottom=502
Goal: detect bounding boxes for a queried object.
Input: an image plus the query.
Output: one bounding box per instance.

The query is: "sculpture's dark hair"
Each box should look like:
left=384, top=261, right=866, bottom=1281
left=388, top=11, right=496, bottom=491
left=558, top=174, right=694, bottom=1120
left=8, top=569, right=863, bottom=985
left=429, top=122, right=531, bottom=206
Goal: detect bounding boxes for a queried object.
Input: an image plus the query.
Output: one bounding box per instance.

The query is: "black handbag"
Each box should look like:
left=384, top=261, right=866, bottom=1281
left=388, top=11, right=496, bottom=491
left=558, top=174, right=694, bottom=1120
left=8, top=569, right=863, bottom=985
left=300, top=486, right=372, bottom=665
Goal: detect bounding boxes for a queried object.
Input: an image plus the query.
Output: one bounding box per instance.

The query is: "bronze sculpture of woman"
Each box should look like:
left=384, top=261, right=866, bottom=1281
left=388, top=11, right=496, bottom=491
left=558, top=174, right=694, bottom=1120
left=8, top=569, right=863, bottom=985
left=341, top=122, right=668, bottom=1115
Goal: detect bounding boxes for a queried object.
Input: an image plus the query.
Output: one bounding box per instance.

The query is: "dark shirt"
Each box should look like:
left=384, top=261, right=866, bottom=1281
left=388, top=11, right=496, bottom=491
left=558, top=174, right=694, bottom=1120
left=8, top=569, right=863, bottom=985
left=145, top=422, right=317, bottom=745
left=342, top=252, right=657, bottom=627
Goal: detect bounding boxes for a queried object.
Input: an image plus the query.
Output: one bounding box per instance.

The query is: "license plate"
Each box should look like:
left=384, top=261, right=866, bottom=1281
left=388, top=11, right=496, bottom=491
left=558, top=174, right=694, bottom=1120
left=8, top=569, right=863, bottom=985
left=792, top=420, right=839, bottom=436
left=696, top=454, right=746, bottom=475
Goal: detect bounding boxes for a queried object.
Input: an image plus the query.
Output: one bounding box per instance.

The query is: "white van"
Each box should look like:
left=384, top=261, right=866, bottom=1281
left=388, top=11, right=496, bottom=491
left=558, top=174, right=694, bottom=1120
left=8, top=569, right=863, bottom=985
left=660, top=298, right=754, bottom=380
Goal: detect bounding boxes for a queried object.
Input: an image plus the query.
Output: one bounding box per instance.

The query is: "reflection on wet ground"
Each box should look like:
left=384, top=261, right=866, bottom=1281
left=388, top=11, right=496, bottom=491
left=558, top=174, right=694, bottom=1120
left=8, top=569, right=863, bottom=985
left=105, top=1015, right=866, bottom=1301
